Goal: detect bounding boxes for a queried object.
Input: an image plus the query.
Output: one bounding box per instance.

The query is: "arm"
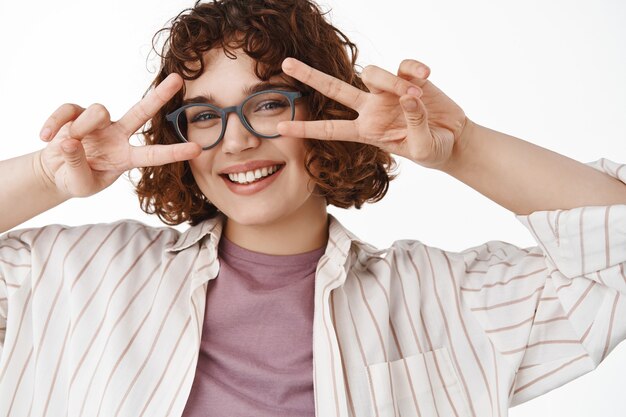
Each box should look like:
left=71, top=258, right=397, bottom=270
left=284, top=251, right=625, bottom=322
left=0, top=74, right=200, bottom=234
left=0, top=268, right=6, bottom=354
left=460, top=201, right=626, bottom=406
left=277, top=57, right=626, bottom=213
left=279, top=57, right=626, bottom=406
left=440, top=121, right=626, bottom=214
left=0, top=151, right=67, bottom=233
left=460, top=175, right=626, bottom=405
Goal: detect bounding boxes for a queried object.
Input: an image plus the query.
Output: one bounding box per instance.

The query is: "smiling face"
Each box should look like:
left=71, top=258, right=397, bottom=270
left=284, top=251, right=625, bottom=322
left=185, top=48, right=327, bottom=231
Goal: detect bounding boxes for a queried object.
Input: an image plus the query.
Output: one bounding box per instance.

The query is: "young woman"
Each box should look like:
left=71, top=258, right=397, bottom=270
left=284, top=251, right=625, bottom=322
left=1, top=1, right=625, bottom=416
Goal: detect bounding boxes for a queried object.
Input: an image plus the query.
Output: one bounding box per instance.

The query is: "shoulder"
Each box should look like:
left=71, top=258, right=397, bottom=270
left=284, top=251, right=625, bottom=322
left=350, top=237, right=544, bottom=280
left=350, top=238, right=460, bottom=268
left=1, top=219, right=182, bottom=254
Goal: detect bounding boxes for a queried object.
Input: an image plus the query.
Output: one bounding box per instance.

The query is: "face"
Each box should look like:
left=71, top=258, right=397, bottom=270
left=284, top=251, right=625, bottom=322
left=184, top=48, right=325, bottom=227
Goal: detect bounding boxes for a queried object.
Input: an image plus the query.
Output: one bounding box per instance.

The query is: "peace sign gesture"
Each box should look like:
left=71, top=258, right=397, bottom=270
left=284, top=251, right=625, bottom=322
left=277, top=58, right=471, bottom=169
left=37, top=74, right=201, bottom=198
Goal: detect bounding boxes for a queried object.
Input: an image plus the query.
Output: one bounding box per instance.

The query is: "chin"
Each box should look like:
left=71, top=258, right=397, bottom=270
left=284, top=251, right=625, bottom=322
left=221, top=205, right=287, bottom=227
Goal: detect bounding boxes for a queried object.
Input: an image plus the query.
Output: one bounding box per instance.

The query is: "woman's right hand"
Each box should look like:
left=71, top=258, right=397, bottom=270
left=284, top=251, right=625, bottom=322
left=37, top=73, right=201, bottom=198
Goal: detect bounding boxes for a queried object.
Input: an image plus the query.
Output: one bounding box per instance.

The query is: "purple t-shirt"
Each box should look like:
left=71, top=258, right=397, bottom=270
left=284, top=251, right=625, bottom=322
left=181, top=236, right=325, bottom=417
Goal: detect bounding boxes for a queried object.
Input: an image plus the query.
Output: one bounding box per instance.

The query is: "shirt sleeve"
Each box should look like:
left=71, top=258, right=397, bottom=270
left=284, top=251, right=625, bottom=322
left=0, top=273, right=7, bottom=356
left=0, top=229, right=33, bottom=356
left=0, top=220, right=178, bottom=360
left=460, top=158, right=626, bottom=407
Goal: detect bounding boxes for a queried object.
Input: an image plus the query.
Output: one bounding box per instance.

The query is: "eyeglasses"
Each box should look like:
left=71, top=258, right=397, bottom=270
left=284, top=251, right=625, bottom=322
left=166, top=89, right=304, bottom=150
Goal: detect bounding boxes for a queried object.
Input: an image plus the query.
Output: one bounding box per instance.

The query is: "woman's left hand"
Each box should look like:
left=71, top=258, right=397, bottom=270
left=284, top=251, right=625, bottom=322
left=277, top=57, right=471, bottom=169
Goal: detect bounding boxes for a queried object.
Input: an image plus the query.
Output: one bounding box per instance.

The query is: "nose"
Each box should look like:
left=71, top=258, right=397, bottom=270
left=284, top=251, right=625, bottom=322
left=220, top=112, right=261, bottom=154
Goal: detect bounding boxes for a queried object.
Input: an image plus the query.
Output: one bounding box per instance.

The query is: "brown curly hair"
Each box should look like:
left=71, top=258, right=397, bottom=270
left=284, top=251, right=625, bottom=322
left=136, top=0, right=397, bottom=225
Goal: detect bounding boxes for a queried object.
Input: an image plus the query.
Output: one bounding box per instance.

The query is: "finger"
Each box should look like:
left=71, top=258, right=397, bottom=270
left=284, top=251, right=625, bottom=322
left=129, top=142, right=202, bottom=168
left=282, top=57, right=365, bottom=108
left=277, top=120, right=359, bottom=142
left=117, top=73, right=184, bottom=137
left=40, top=103, right=85, bottom=141
left=400, top=94, right=429, bottom=130
left=397, top=59, right=431, bottom=87
left=400, top=95, right=433, bottom=162
left=361, top=65, right=422, bottom=97
left=68, top=103, right=112, bottom=139
left=59, top=139, right=96, bottom=196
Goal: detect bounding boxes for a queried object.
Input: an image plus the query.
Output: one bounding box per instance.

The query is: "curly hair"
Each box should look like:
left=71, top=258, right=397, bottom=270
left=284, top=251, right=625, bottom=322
left=136, top=0, right=397, bottom=225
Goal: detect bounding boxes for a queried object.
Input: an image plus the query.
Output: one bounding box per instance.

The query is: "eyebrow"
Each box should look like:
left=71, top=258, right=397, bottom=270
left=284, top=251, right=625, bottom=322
left=181, top=80, right=295, bottom=106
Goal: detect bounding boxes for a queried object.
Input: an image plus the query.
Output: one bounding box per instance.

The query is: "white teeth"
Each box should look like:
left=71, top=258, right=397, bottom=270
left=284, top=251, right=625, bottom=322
left=226, top=165, right=281, bottom=184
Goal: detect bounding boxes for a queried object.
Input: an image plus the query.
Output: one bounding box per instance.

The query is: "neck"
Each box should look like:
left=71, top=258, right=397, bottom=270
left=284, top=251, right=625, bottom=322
left=223, top=199, right=329, bottom=255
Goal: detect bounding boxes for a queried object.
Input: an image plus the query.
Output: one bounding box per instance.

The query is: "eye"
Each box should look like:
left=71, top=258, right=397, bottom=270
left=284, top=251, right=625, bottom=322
left=255, top=99, right=289, bottom=112
left=190, top=111, right=220, bottom=123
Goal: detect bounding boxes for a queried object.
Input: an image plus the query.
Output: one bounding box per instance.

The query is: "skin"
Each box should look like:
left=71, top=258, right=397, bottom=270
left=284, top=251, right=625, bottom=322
left=0, top=74, right=202, bottom=234
left=183, top=49, right=328, bottom=254
left=278, top=57, right=626, bottom=214
left=1, top=52, right=625, bottom=251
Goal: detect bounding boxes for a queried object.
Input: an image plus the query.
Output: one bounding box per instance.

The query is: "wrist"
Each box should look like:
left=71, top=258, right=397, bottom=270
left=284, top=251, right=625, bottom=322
left=32, top=150, right=70, bottom=202
left=437, top=117, right=479, bottom=174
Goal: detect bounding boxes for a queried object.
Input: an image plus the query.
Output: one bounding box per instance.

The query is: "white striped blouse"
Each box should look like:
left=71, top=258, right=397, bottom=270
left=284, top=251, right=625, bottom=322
left=0, top=158, right=625, bottom=417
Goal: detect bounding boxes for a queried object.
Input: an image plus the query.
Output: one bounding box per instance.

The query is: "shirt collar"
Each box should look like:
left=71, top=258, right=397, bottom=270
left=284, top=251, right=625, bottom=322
left=326, top=214, right=387, bottom=265
left=327, top=214, right=366, bottom=261
left=165, top=212, right=382, bottom=264
left=165, top=214, right=225, bottom=253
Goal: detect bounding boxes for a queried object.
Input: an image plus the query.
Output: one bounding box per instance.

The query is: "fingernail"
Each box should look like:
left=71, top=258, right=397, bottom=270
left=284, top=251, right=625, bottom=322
left=407, top=87, right=421, bottom=97
left=282, top=58, right=294, bottom=72
left=276, top=121, right=287, bottom=135
left=40, top=127, right=51, bottom=140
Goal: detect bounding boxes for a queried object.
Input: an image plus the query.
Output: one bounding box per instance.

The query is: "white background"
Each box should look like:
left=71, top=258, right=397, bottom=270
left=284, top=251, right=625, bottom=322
left=1, top=0, right=625, bottom=415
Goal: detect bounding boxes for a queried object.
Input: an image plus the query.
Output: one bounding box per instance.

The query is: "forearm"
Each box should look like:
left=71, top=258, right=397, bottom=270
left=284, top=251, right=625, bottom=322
left=0, top=151, right=68, bottom=233
left=440, top=121, right=626, bottom=215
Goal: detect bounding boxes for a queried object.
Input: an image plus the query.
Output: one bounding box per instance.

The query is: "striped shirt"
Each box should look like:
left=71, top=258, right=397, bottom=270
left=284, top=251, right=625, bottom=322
left=0, top=158, right=624, bottom=417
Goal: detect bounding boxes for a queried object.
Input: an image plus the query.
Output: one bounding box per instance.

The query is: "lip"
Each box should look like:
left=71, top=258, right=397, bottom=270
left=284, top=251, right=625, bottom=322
left=219, top=160, right=285, bottom=175
left=221, top=164, right=285, bottom=196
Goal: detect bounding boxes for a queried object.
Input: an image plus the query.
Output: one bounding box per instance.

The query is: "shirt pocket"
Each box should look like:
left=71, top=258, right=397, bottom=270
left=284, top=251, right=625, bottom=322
left=365, top=347, right=471, bottom=417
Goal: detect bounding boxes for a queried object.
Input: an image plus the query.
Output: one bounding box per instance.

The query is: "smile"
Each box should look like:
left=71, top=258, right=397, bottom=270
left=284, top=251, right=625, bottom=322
left=220, top=163, right=286, bottom=196
left=226, top=164, right=283, bottom=184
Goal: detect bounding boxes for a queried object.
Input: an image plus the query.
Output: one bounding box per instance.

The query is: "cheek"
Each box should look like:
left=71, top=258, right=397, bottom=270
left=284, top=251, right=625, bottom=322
left=187, top=160, right=202, bottom=186
left=284, top=140, right=309, bottom=176
left=292, top=143, right=319, bottom=195
left=188, top=153, right=216, bottom=192
left=188, top=157, right=202, bottom=175
left=294, top=142, right=326, bottom=196
left=292, top=140, right=317, bottom=179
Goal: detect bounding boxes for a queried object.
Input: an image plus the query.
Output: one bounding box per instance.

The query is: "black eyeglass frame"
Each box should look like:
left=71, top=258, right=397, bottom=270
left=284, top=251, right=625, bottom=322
left=165, top=89, right=304, bottom=151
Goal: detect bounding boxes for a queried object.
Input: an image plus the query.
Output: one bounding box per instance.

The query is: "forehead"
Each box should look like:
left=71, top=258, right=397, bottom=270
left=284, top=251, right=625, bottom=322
left=183, top=49, right=278, bottom=103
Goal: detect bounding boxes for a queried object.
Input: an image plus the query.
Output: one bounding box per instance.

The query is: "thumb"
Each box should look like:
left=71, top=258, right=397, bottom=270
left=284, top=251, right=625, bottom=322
left=400, top=94, right=431, bottom=147
left=399, top=94, right=442, bottom=165
left=61, top=139, right=86, bottom=168
left=59, top=139, right=96, bottom=196
left=400, top=95, right=429, bottom=134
